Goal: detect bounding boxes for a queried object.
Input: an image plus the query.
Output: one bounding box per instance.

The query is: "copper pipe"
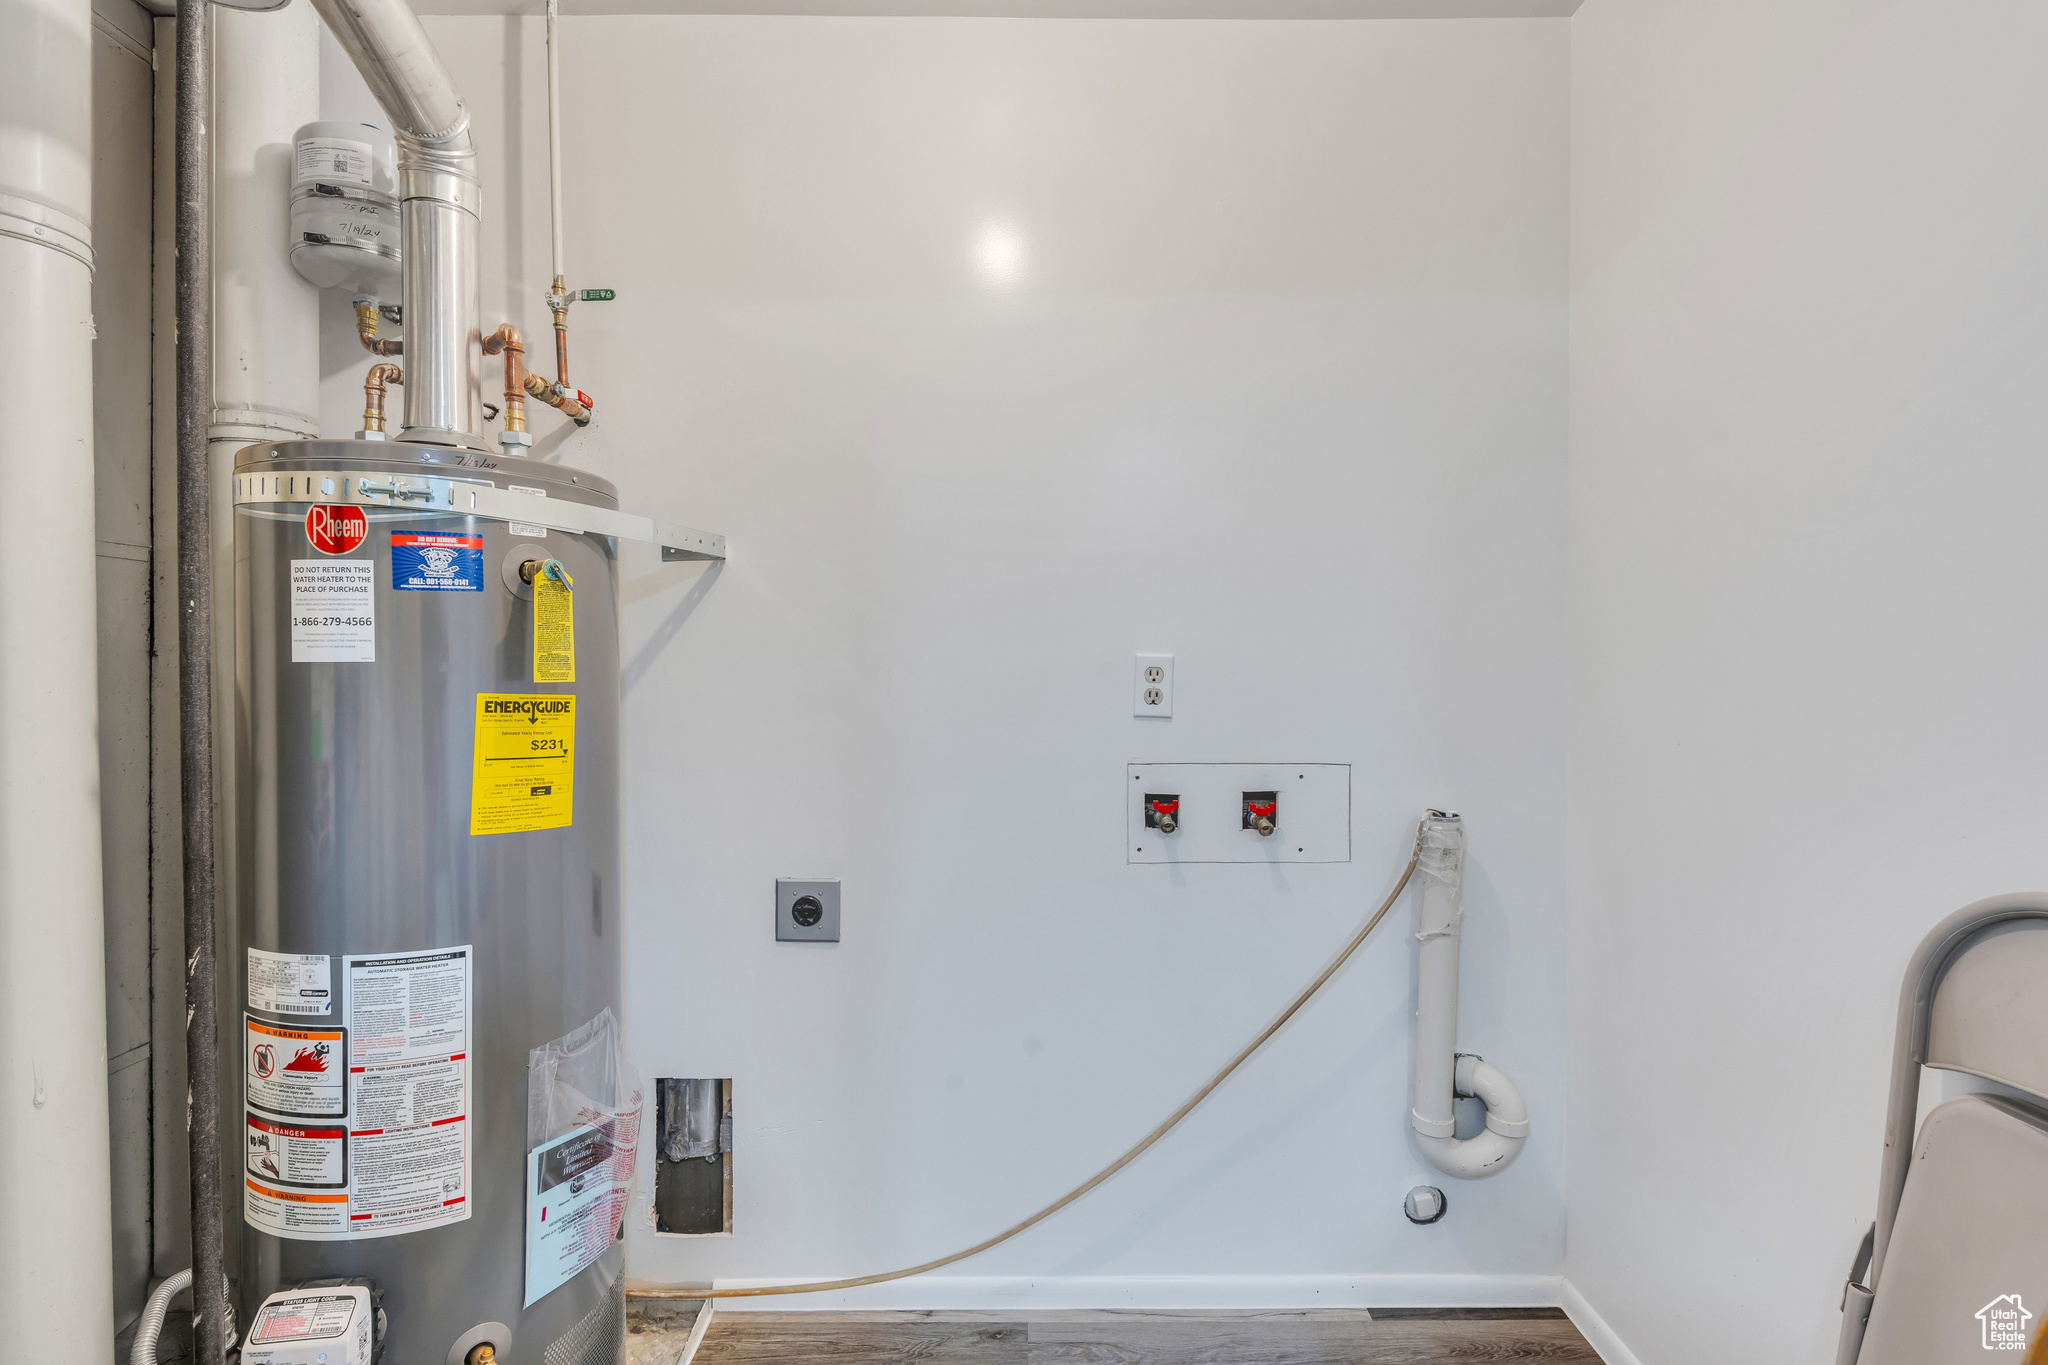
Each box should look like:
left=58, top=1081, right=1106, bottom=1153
left=363, top=363, right=403, bottom=433
left=547, top=274, right=570, bottom=385
left=354, top=299, right=401, bottom=356
left=523, top=370, right=590, bottom=425
left=480, top=323, right=527, bottom=433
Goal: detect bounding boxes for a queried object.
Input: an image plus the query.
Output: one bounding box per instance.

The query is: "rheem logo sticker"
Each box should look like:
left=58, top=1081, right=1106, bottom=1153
left=306, top=505, right=368, bottom=555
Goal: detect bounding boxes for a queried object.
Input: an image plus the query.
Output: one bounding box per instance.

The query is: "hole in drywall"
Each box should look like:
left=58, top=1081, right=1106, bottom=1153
left=654, top=1078, right=732, bottom=1235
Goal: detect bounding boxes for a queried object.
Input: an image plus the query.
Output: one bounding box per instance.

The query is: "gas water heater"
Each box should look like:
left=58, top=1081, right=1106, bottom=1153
left=230, top=441, right=718, bottom=1365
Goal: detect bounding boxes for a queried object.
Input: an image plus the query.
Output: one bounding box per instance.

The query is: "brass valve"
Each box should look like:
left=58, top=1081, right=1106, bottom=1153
left=519, top=558, right=573, bottom=591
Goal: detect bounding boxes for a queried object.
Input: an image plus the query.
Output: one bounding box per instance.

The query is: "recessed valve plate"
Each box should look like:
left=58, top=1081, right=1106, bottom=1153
left=1126, top=763, right=1350, bottom=864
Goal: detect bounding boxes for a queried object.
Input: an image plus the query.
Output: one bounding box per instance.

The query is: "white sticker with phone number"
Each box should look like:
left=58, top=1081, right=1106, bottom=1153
left=290, top=560, right=375, bottom=663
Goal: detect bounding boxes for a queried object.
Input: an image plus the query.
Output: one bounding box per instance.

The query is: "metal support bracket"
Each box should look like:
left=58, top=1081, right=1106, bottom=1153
left=233, top=469, right=727, bottom=560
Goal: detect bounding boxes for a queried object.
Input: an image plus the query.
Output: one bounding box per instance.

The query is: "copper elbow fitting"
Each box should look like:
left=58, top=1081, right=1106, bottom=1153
left=481, top=323, right=527, bottom=433
left=354, top=299, right=401, bottom=357
left=363, top=363, right=403, bottom=433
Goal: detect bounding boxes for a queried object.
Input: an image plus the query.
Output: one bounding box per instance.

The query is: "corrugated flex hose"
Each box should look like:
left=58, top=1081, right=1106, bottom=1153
left=131, top=1269, right=237, bottom=1365
left=130, top=1270, right=191, bottom=1365
left=635, top=817, right=1428, bottom=1302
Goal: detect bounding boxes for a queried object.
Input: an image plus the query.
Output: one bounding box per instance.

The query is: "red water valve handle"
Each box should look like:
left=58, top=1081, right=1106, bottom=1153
left=1149, top=799, right=1180, bottom=815
left=1247, top=802, right=1276, bottom=819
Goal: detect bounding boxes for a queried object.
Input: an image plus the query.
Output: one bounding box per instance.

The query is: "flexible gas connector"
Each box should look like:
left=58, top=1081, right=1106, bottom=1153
left=354, top=298, right=401, bottom=356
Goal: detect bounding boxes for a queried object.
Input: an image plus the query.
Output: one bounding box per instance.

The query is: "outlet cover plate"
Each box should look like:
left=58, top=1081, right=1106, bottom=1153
left=776, top=878, right=841, bottom=942
left=1134, top=654, right=1174, bottom=718
left=1127, top=763, right=1350, bottom=864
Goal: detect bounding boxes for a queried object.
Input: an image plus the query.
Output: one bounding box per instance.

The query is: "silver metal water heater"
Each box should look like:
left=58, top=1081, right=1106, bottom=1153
left=231, top=437, right=638, bottom=1365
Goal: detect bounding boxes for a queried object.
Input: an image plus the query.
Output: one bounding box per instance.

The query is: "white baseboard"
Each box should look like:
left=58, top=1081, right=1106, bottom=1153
left=706, top=1273, right=1564, bottom=1313
left=676, top=1299, right=716, bottom=1365
left=1561, top=1278, right=1644, bottom=1365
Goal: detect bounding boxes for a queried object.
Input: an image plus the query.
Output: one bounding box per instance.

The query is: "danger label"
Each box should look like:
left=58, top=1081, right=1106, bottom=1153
left=471, top=694, right=574, bottom=835
left=305, top=505, right=369, bottom=555
left=246, top=1114, right=346, bottom=1188
left=246, top=1018, right=347, bottom=1119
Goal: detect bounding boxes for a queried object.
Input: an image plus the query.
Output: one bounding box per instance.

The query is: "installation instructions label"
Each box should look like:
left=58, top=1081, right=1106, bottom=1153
left=391, top=531, right=484, bottom=592
left=289, top=560, right=375, bottom=663
left=470, top=694, right=574, bottom=835
left=243, top=947, right=472, bottom=1241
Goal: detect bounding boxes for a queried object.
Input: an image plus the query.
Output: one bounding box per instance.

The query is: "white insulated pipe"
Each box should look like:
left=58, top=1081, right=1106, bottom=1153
left=308, top=0, right=484, bottom=448
left=212, top=2, right=321, bottom=455
left=0, top=0, right=117, bottom=1353
left=209, top=17, right=322, bottom=1169
left=1411, top=812, right=1528, bottom=1179
left=547, top=0, right=564, bottom=283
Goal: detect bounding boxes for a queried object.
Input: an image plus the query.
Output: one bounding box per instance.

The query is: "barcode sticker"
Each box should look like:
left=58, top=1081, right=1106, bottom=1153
left=508, top=484, right=547, bottom=539
left=249, top=948, right=334, bottom=1017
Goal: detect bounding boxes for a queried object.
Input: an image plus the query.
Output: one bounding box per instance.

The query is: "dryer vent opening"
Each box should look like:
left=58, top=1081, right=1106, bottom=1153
left=655, top=1078, right=732, bottom=1235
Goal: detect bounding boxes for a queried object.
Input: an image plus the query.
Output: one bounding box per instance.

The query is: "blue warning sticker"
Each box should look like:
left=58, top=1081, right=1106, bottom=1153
left=391, top=532, right=485, bottom=592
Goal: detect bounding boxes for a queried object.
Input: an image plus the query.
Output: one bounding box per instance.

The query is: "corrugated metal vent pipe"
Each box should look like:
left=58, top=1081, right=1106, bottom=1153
left=306, top=0, right=484, bottom=448
left=1411, top=811, right=1530, bottom=1179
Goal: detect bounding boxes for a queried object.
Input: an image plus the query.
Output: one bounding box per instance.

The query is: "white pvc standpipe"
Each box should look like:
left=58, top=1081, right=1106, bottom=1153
left=1411, top=812, right=1528, bottom=1179
left=0, top=0, right=117, bottom=1353
left=208, top=7, right=322, bottom=1124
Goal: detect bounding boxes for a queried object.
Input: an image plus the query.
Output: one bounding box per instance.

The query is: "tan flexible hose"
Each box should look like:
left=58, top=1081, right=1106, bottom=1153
left=633, top=818, right=1427, bottom=1303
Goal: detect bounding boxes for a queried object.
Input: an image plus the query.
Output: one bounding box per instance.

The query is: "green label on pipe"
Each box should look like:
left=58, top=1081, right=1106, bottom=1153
left=577, top=289, right=616, bottom=302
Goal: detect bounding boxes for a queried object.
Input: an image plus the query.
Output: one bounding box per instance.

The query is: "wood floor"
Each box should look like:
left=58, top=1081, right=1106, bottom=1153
left=633, top=1306, right=1603, bottom=1365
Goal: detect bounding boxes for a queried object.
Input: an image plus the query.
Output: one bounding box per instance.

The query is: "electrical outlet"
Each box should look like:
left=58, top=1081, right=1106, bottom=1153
left=776, top=879, right=840, bottom=942
left=1134, top=654, right=1174, bottom=718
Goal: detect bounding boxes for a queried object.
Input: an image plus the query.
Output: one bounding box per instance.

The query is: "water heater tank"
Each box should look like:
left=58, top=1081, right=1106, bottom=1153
left=289, top=121, right=401, bottom=297
left=231, top=437, right=624, bottom=1365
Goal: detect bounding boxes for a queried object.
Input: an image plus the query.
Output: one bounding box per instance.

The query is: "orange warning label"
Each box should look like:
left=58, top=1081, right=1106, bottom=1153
left=246, top=1016, right=347, bottom=1119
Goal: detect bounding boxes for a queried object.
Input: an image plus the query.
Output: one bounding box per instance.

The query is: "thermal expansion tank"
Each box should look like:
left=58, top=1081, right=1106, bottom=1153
left=231, top=437, right=624, bottom=1365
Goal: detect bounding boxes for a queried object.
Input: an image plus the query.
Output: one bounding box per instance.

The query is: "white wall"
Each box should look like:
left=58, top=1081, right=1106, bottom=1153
left=1567, top=3, right=2048, bottom=1361
left=325, top=13, right=1569, bottom=1304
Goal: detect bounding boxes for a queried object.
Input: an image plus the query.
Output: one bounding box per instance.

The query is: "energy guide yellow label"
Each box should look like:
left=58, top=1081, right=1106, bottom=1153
left=534, top=578, right=575, bottom=683
left=470, top=694, right=574, bottom=835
